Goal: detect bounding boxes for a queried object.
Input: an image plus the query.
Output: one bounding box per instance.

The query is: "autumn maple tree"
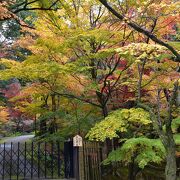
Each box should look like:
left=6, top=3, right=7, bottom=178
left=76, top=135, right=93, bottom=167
left=87, top=43, right=179, bottom=180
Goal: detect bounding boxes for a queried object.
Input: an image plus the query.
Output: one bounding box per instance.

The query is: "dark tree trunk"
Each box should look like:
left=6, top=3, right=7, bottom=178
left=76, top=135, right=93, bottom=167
left=128, top=162, right=135, bottom=180
left=163, top=86, right=178, bottom=180
left=49, top=94, right=57, bottom=134
left=40, top=120, right=46, bottom=135
left=164, top=134, right=177, bottom=180
left=96, top=91, right=108, bottom=118
left=34, top=115, right=37, bottom=135
left=128, top=157, right=140, bottom=180
left=40, top=95, right=49, bottom=135
left=102, top=105, right=108, bottom=118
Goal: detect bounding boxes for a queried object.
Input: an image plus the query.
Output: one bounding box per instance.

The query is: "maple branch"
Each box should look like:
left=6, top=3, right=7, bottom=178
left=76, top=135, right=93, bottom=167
left=71, top=74, right=86, bottom=87
left=13, top=0, right=59, bottom=13
left=98, top=0, right=180, bottom=62
left=100, top=57, right=120, bottom=94
left=103, top=61, right=133, bottom=106
left=17, top=0, right=38, bottom=9
left=0, top=0, right=60, bottom=22
left=54, top=92, right=102, bottom=108
left=40, top=81, right=101, bottom=108
left=92, top=5, right=105, bottom=26
left=15, top=18, right=35, bottom=29
left=146, top=18, right=158, bottom=43
left=137, top=59, right=146, bottom=103
left=13, top=7, right=57, bottom=14
left=157, top=88, right=163, bottom=129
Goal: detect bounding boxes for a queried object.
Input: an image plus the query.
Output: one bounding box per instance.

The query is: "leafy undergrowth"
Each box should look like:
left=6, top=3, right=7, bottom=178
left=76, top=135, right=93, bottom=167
left=103, top=134, right=180, bottom=170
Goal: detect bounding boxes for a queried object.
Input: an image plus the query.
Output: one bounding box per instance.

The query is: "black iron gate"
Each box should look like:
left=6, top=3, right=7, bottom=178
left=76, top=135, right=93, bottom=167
left=0, top=141, right=74, bottom=180
left=0, top=140, right=103, bottom=180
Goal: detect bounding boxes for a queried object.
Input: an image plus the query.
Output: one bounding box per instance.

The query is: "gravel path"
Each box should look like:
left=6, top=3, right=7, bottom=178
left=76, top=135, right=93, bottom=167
left=1, top=134, right=34, bottom=144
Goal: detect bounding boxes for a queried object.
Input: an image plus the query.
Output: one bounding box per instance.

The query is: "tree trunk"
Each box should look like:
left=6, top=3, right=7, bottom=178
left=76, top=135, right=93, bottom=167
left=163, top=85, right=178, bottom=180
left=40, top=120, right=46, bottom=135
left=128, top=162, right=135, bottom=180
left=50, top=94, right=57, bottom=134
left=34, top=115, right=37, bottom=135
left=102, top=105, right=108, bottom=118
left=165, top=135, right=177, bottom=180
left=137, top=60, right=146, bottom=103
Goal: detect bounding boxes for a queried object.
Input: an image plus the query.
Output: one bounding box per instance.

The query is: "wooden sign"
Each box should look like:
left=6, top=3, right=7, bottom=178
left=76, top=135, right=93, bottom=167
left=73, top=135, right=83, bottom=147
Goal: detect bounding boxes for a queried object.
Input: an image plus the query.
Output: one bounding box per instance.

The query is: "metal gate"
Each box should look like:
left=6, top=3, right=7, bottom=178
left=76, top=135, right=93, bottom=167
left=0, top=141, right=74, bottom=180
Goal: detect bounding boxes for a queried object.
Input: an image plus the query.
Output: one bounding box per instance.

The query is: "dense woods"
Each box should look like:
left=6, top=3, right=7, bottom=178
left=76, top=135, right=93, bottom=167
left=0, top=0, right=179, bottom=180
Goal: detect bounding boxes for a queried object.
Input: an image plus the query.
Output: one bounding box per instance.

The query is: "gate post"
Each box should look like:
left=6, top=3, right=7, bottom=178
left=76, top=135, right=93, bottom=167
left=73, top=135, right=84, bottom=180
left=73, top=146, right=79, bottom=179
left=64, top=140, right=74, bottom=178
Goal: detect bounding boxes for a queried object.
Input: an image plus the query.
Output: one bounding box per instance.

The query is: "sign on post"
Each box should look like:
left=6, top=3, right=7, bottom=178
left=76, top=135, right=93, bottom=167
left=73, top=135, right=83, bottom=147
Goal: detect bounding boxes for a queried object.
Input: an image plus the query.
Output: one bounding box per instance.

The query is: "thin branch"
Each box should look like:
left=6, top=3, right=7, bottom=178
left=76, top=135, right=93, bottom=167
left=157, top=88, right=163, bottom=129
left=15, top=18, right=35, bottom=29
left=103, top=61, right=134, bottom=106
left=53, top=92, right=102, bottom=108
left=146, top=18, right=158, bottom=43
left=137, top=59, right=146, bottom=103
left=12, top=0, right=59, bottom=14
left=101, top=57, right=120, bottom=94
